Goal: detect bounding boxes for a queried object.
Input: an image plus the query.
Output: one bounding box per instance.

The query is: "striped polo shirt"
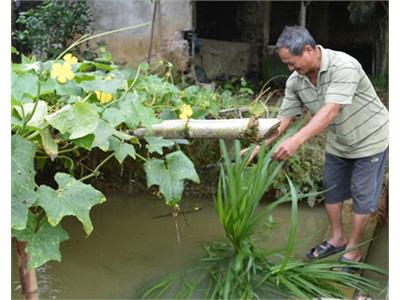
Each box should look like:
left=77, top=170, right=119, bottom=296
left=278, top=45, right=388, bottom=158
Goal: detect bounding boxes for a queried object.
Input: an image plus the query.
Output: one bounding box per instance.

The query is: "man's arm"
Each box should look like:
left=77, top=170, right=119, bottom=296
left=272, top=102, right=342, bottom=160
left=241, top=116, right=294, bottom=162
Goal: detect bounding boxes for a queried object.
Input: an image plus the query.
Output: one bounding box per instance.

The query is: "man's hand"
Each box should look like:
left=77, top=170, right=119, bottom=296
left=240, top=145, right=260, bottom=164
left=272, top=135, right=303, bottom=161
left=271, top=103, right=342, bottom=161
left=240, top=116, right=294, bottom=164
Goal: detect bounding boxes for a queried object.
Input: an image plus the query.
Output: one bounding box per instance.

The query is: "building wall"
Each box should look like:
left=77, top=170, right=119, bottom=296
left=193, top=38, right=260, bottom=80
left=87, top=0, right=193, bottom=67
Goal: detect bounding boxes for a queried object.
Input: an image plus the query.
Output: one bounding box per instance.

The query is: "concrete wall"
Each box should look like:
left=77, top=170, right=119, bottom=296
left=87, top=0, right=193, bottom=67
left=193, top=38, right=260, bottom=80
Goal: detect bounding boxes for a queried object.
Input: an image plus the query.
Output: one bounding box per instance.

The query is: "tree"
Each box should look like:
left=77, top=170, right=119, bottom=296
left=13, top=0, right=92, bottom=60
left=347, top=1, right=388, bottom=77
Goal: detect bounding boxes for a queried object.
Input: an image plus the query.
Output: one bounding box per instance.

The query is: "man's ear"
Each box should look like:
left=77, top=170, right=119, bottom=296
left=303, top=45, right=314, bottom=53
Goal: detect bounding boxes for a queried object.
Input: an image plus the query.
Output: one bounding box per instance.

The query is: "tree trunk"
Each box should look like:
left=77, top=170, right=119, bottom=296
left=299, top=1, right=307, bottom=27
left=16, top=240, right=39, bottom=300
left=130, top=118, right=280, bottom=141
left=375, top=16, right=388, bottom=76
left=261, top=1, right=271, bottom=81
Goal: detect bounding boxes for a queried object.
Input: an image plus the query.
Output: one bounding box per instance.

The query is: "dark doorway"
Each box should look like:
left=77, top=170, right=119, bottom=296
left=194, top=1, right=377, bottom=77
left=195, top=1, right=243, bottom=41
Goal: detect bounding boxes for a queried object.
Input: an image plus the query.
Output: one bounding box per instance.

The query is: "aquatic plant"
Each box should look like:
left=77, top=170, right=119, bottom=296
left=140, top=139, right=386, bottom=299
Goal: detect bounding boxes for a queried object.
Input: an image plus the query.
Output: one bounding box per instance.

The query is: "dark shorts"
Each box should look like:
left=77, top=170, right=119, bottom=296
left=323, top=149, right=388, bottom=214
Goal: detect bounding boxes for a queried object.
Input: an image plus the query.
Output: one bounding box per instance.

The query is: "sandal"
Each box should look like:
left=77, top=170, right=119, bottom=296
left=332, top=255, right=364, bottom=274
left=306, top=240, right=346, bottom=259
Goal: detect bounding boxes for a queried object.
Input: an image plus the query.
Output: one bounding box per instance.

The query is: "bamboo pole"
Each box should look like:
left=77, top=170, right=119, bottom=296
left=129, top=118, right=280, bottom=141
left=16, top=240, right=39, bottom=300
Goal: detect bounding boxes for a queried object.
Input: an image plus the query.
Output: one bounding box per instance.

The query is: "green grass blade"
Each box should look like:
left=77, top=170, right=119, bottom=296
left=279, top=176, right=298, bottom=273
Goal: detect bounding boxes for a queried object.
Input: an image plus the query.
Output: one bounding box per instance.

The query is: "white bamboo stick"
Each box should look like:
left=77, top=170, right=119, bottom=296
left=130, top=118, right=280, bottom=140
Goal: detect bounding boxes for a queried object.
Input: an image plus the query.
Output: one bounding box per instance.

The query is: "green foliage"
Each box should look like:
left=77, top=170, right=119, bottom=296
left=141, top=140, right=386, bottom=299
left=144, top=135, right=175, bottom=155
left=11, top=71, right=39, bottom=101
left=14, top=0, right=93, bottom=60
left=11, top=48, right=257, bottom=269
left=46, top=102, right=101, bottom=139
left=217, top=76, right=254, bottom=96
left=11, top=135, right=37, bottom=230
left=273, top=135, right=325, bottom=207
left=216, top=140, right=285, bottom=252
left=117, top=92, right=159, bottom=128
left=37, top=173, right=106, bottom=235
left=144, top=151, right=200, bottom=206
left=258, top=114, right=324, bottom=207
left=12, top=213, right=69, bottom=269
left=370, top=74, right=388, bottom=104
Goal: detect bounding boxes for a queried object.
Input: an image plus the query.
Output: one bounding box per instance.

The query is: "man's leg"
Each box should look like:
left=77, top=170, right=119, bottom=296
left=342, top=213, right=370, bottom=261
left=309, top=152, right=351, bottom=258
left=344, top=148, right=388, bottom=261
left=325, top=202, right=348, bottom=247
left=311, top=202, right=348, bottom=257
left=322, top=153, right=352, bottom=248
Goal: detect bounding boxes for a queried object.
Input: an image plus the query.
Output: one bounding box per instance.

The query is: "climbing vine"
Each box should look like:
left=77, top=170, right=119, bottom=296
left=11, top=46, right=259, bottom=269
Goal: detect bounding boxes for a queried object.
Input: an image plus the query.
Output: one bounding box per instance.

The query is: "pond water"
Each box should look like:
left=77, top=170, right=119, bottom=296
left=12, top=189, right=371, bottom=299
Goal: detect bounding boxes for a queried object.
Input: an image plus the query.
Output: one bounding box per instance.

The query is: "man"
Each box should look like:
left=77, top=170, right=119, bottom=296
left=246, top=26, right=388, bottom=266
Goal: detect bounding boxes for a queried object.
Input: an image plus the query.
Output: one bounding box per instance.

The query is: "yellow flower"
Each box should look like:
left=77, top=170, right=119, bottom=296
left=105, top=75, right=114, bottom=80
left=50, top=62, right=74, bottom=83
left=179, top=104, right=193, bottom=119
left=95, top=91, right=113, bottom=104
left=63, top=53, right=78, bottom=65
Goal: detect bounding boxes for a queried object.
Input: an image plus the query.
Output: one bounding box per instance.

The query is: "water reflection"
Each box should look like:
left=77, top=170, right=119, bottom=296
left=12, top=263, right=59, bottom=299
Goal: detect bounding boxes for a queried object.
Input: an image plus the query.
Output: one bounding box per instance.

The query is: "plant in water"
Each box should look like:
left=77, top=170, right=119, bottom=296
left=140, top=139, right=387, bottom=299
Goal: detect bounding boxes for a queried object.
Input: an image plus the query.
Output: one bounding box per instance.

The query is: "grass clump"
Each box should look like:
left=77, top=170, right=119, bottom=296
left=140, top=139, right=386, bottom=299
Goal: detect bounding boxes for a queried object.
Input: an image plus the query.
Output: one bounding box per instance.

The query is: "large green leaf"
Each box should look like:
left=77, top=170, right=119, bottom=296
left=11, top=71, right=39, bottom=102
left=109, top=137, right=136, bottom=163
left=37, top=173, right=106, bottom=235
left=11, top=135, right=37, bottom=230
left=12, top=213, right=69, bottom=269
left=12, top=184, right=37, bottom=231
left=78, top=61, right=114, bottom=72
left=144, top=151, right=199, bottom=205
left=54, top=79, right=82, bottom=96
left=71, top=134, right=95, bottom=150
left=159, top=109, right=178, bottom=120
left=13, top=100, right=48, bottom=129
left=102, top=107, right=125, bottom=127
left=39, top=77, right=57, bottom=95
left=79, top=78, right=126, bottom=94
left=91, top=121, right=136, bottom=152
left=144, top=135, right=174, bottom=155
left=12, top=61, right=41, bottom=73
left=11, top=135, right=36, bottom=188
left=113, top=130, right=139, bottom=143
left=91, top=121, right=116, bottom=151
left=46, top=102, right=100, bottom=139
left=118, top=93, right=159, bottom=129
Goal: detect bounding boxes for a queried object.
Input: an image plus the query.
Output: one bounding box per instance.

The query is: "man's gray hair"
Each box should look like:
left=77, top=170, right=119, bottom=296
left=276, top=26, right=316, bottom=56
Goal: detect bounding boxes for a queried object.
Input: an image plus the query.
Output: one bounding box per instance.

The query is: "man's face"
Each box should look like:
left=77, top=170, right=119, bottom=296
left=278, top=46, right=314, bottom=75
